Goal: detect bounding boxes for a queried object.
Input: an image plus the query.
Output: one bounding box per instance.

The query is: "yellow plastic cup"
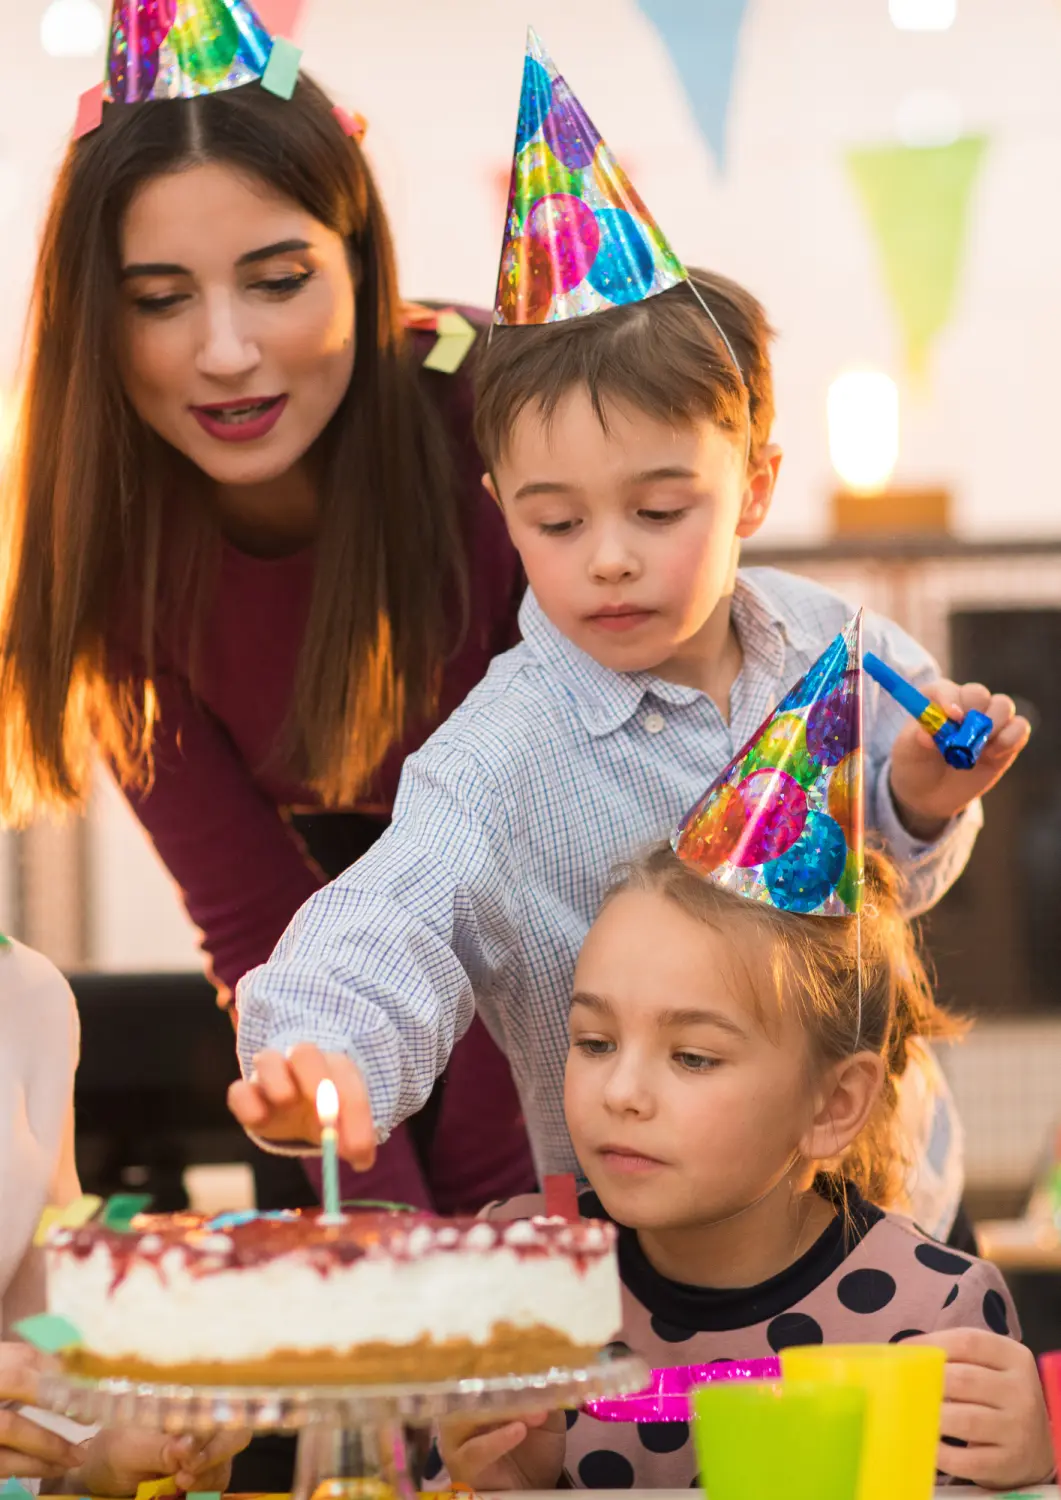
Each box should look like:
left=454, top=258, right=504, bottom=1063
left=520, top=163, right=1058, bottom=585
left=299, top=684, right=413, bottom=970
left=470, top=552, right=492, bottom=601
left=781, top=1344, right=945, bottom=1500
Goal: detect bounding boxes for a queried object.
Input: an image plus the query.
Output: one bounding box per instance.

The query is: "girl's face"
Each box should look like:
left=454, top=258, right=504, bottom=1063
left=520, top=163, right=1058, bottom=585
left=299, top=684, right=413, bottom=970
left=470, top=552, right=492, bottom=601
left=118, top=161, right=356, bottom=490
left=565, top=887, right=817, bottom=1232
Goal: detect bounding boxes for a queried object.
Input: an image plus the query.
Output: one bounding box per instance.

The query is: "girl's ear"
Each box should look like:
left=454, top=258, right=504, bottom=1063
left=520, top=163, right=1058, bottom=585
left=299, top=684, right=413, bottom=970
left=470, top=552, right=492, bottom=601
left=483, top=472, right=502, bottom=511
left=799, top=1052, right=885, bottom=1163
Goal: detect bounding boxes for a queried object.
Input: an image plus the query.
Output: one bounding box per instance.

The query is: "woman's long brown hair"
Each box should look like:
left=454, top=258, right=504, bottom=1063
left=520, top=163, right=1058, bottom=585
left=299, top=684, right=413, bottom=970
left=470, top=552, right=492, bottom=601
left=0, top=75, right=466, bottom=823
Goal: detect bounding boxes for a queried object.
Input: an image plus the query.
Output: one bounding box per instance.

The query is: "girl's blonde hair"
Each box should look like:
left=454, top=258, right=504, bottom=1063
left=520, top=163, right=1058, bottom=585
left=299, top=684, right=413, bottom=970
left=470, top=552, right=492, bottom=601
left=603, top=844, right=964, bottom=1207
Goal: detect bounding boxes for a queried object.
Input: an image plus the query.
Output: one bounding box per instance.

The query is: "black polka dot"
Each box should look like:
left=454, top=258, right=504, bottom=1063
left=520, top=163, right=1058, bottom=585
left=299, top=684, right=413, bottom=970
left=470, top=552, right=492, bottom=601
left=422, top=1443, right=443, bottom=1481
left=941, top=1435, right=969, bottom=1449
left=650, top=1315, right=694, bottom=1343
left=943, top=1284, right=959, bottom=1309
left=578, top=1450, right=635, bottom=1488
left=690, top=1479, right=701, bottom=1489
left=837, top=1268, right=897, bottom=1314
left=889, top=1329, right=923, bottom=1343
left=766, top=1313, right=824, bottom=1352
left=637, top=1420, right=689, bottom=1453
left=565, top=1408, right=579, bottom=1430
left=983, top=1289, right=1009, bottom=1334
left=709, top=1357, right=734, bottom=1364
left=915, top=1243, right=971, bottom=1276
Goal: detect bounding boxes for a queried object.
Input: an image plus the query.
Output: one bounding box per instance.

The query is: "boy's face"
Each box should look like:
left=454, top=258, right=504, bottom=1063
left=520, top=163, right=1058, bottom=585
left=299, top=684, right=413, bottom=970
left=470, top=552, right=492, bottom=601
left=565, top=887, right=814, bottom=1233
left=488, top=387, right=773, bottom=677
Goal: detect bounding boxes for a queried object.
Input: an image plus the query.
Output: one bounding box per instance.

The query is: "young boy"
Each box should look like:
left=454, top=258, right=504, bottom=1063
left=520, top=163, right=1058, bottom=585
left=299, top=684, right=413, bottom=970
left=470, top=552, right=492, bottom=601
left=229, top=269, right=1029, bottom=1241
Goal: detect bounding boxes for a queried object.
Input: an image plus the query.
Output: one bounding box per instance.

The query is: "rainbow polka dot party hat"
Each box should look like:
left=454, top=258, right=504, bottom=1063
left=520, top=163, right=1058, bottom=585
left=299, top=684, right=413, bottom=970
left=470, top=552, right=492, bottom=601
left=71, top=0, right=301, bottom=135
left=673, top=612, right=865, bottom=916
left=494, top=27, right=687, bottom=325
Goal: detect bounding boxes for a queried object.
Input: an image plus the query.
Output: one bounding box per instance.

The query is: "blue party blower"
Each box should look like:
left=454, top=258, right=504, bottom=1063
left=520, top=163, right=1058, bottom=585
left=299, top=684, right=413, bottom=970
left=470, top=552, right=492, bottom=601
left=864, top=652, right=993, bottom=770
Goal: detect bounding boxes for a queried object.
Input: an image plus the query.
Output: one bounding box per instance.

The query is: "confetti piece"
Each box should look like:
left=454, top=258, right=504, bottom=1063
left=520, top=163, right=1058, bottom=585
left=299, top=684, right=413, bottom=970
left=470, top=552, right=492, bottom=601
left=135, top=1479, right=179, bottom=1500
left=422, top=312, right=476, bottom=374
left=186, top=1493, right=222, bottom=1499
left=35, top=1193, right=103, bottom=1245
left=261, top=37, right=302, bottom=101
left=0, top=934, right=10, bottom=948
left=341, top=1199, right=420, bottom=1213
left=101, top=1193, right=152, bottom=1231
left=332, top=105, right=367, bottom=142
left=13, top=1313, right=82, bottom=1352
left=0, top=1480, right=34, bottom=1500
left=543, top=1173, right=580, bottom=1220
left=73, top=84, right=104, bottom=139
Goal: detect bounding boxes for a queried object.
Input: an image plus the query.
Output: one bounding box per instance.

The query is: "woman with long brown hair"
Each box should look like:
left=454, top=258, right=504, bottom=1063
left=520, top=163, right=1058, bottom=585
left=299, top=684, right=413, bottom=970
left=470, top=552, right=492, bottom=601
left=0, top=65, right=534, bottom=1214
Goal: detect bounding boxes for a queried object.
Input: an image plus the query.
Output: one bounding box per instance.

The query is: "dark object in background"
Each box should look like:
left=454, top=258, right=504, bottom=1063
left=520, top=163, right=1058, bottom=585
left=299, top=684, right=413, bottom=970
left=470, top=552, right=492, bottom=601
left=918, top=608, right=1061, bottom=1018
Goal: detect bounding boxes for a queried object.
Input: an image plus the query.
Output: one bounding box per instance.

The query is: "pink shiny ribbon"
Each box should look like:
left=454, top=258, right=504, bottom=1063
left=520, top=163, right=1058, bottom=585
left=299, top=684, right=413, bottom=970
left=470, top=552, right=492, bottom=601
left=582, top=1358, right=780, bottom=1422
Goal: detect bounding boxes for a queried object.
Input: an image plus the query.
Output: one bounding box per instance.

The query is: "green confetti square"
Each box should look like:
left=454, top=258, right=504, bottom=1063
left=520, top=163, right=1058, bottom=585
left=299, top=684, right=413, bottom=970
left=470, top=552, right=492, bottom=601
left=13, top=1313, right=82, bottom=1352
left=261, top=37, right=302, bottom=101
left=101, top=1192, right=152, bottom=1230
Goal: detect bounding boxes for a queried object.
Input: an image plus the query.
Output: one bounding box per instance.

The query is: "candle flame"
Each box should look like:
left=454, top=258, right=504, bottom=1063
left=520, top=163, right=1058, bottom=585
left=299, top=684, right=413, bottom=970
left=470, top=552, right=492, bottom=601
left=316, top=1078, right=339, bottom=1126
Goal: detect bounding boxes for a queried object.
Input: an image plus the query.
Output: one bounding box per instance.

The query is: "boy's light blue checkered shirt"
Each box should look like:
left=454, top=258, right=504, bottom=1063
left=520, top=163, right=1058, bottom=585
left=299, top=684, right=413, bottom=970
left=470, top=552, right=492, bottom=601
left=237, top=567, right=978, bottom=1228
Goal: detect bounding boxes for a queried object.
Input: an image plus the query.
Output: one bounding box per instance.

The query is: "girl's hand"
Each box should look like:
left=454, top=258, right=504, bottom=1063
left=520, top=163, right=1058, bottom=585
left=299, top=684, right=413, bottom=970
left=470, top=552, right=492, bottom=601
left=0, top=1343, right=87, bottom=1479
left=889, top=680, right=1030, bottom=839
left=65, top=1426, right=251, bottom=1497
left=910, top=1328, right=1054, bottom=1488
left=227, top=1044, right=377, bottom=1169
left=438, top=1409, right=566, bottom=1491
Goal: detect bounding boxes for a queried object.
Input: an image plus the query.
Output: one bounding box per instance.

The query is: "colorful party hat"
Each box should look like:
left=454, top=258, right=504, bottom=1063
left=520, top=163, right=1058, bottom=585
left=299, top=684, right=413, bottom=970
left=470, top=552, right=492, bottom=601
left=494, top=28, right=687, bottom=326
left=75, top=0, right=301, bottom=133
left=673, top=613, right=864, bottom=916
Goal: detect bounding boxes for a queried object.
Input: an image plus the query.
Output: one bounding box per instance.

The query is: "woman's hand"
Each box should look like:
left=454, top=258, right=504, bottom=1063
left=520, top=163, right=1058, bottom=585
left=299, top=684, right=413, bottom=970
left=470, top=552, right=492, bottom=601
left=0, top=1345, right=86, bottom=1480
left=227, top=1043, right=377, bottom=1169
left=438, top=1409, right=566, bottom=1491
left=911, top=1328, right=1054, bottom=1488
left=63, top=1426, right=251, bottom=1497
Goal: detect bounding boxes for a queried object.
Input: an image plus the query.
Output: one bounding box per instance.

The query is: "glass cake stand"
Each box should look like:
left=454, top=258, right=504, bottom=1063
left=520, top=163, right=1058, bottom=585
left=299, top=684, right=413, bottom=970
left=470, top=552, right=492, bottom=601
left=38, top=1351, right=649, bottom=1500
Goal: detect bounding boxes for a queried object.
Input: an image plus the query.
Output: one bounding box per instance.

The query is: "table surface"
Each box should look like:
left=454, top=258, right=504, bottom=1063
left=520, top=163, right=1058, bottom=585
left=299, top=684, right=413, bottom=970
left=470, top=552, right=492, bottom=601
left=479, top=1490, right=1058, bottom=1498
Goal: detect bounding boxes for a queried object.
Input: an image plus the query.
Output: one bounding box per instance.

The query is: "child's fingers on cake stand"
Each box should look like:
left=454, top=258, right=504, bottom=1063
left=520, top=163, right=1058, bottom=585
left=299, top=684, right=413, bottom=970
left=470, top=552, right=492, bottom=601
left=0, top=1408, right=87, bottom=1479
left=228, top=1045, right=376, bottom=1167
left=164, top=1428, right=253, bottom=1490
left=439, top=1409, right=566, bottom=1491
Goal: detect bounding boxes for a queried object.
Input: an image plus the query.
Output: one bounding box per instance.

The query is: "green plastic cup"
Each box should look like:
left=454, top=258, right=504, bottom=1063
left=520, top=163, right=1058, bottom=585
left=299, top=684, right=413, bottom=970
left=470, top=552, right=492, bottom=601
left=782, top=1344, right=945, bottom=1500
left=692, top=1380, right=866, bottom=1500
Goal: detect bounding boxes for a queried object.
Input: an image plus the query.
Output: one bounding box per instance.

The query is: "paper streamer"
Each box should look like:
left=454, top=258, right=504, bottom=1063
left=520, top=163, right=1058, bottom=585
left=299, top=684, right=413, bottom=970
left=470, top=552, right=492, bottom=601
left=846, top=136, right=988, bottom=378
left=583, top=1357, right=780, bottom=1422
left=637, top=0, right=750, bottom=172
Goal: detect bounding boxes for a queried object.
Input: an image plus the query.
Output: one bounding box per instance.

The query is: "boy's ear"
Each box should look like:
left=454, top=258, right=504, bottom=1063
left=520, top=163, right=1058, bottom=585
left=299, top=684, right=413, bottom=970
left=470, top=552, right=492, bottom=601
left=483, top=472, right=503, bottom=512
left=736, top=442, right=782, bottom=541
left=799, top=1051, right=884, bottom=1164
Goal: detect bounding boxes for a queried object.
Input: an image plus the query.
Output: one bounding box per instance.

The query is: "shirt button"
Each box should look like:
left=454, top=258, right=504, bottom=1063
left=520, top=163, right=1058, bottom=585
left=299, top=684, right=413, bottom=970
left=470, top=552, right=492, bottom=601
left=642, top=712, right=665, bottom=735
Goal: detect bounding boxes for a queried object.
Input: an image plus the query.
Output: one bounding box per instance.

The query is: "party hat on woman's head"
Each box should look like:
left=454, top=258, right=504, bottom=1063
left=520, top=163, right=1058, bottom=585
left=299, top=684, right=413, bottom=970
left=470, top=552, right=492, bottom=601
left=494, top=27, right=687, bottom=326
left=673, top=613, right=864, bottom=916
left=76, top=0, right=302, bottom=136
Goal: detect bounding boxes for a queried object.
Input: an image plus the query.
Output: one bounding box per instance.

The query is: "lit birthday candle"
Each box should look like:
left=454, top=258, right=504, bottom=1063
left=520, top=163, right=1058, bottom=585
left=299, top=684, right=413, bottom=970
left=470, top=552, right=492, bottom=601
left=315, top=1079, right=342, bottom=1223
left=864, top=652, right=993, bottom=770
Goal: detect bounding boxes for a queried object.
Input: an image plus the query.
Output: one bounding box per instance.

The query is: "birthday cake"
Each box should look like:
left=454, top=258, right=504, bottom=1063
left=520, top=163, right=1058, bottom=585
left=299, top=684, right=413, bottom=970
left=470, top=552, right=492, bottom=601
left=44, top=1209, right=621, bottom=1385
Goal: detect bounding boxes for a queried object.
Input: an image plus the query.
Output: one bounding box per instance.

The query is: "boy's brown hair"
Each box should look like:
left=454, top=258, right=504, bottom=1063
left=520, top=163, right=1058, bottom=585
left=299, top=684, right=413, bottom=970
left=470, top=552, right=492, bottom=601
left=603, top=844, right=964, bottom=1210
left=474, top=267, right=776, bottom=470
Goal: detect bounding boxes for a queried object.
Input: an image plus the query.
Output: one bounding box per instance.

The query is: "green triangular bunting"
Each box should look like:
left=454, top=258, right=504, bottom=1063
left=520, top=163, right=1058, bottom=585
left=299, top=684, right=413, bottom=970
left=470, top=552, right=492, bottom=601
left=846, top=135, right=988, bottom=378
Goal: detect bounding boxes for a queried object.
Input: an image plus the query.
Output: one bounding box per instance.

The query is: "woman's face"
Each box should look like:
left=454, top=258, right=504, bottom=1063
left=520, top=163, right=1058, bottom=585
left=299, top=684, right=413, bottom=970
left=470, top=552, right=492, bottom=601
left=118, top=160, right=356, bottom=488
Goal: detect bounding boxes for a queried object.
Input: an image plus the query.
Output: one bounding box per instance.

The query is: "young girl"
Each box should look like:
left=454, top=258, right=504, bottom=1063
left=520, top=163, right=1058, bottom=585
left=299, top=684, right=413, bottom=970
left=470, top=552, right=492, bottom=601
left=0, top=938, right=246, bottom=1492
left=439, top=846, right=1052, bottom=1491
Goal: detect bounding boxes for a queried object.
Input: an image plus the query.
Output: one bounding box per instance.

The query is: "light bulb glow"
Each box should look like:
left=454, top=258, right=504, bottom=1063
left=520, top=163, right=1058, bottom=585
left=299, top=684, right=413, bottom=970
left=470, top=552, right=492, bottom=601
left=889, top=0, right=957, bottom=31
left=827, top=372, right=900, bottom=496
left=316, top=1078, right=339, bottom=1127
left=41, top=0, right=107, bottom=59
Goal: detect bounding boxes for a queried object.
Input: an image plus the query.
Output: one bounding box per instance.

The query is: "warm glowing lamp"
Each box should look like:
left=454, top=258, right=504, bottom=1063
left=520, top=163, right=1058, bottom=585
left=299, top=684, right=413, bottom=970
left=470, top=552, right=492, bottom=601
left=888, top=0, right=957, bottom=31
left=827, top=370, right=949, bottom=539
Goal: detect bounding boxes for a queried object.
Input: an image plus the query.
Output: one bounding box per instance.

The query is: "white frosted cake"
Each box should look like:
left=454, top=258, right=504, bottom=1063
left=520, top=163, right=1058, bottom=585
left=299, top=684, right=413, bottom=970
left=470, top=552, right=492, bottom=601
left=45, top=1209, right=621, bottom=1384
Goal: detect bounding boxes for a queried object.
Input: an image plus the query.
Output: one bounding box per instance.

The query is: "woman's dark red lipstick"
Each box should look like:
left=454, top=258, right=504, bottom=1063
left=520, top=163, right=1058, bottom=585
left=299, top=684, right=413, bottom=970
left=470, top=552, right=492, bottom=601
left=190, top=395, right=288, bottom=443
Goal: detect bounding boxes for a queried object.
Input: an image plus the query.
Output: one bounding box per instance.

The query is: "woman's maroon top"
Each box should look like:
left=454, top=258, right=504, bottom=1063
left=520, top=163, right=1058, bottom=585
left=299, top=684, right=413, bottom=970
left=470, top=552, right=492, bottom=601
left=117, top=314, right=522, bottom=995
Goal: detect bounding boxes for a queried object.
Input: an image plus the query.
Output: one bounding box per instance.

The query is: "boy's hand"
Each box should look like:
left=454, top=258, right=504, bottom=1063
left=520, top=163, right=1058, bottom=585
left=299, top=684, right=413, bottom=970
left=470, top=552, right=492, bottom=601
left=909, top=1328, right=1053, bottom=1488
left=0, top=1344, right=86, bottom=1479
left=889, top=680, right=1030, bottom=839
left=438, top=1409, right=566, bottom=1491
left=227, top=1044, right=377, bottom=1169
left=66, top=1425, right=251, bottom=1496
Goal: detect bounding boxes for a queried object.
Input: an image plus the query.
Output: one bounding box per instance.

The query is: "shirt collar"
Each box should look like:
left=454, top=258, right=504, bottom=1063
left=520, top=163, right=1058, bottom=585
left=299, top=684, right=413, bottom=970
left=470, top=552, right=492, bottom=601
left=517, top=572, right=801, bottom=739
